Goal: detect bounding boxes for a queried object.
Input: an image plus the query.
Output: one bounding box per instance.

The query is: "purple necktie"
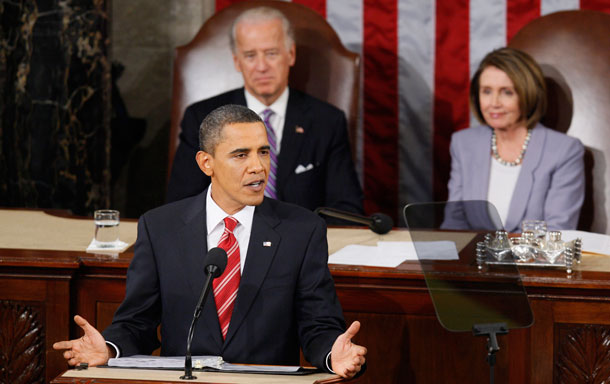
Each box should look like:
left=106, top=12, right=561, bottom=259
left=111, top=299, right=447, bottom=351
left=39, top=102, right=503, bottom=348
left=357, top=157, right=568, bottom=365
left=262, top=109, right=278, bottom=199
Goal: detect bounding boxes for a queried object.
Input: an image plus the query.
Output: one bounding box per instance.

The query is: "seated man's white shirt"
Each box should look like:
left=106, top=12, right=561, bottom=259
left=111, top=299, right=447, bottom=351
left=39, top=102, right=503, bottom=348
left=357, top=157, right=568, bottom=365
left=245, top=87, right=289, bottom=153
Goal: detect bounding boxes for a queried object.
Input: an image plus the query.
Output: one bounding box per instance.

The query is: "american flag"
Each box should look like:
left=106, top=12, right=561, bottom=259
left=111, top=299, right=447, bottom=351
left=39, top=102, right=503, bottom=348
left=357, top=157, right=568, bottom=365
left=217, top=0, right=610, bottom=223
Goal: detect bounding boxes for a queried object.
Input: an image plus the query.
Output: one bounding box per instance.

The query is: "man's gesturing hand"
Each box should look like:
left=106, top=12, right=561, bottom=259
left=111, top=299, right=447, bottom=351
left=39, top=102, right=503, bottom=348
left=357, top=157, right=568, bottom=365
left=52, top=315, right=111, bottom=367
left=330, top=321, right=367, bottom=378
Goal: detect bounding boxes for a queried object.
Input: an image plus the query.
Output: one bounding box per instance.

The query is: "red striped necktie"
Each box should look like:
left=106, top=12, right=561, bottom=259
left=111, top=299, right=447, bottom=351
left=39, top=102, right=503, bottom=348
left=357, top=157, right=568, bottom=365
left=213, top=216, right=241, bottom=340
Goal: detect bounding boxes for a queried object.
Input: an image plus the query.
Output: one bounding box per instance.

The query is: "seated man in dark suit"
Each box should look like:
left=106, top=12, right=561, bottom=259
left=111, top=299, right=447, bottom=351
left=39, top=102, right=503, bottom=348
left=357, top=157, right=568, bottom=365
left=167, top=6, right=363, bottom=216
left=53, top=104, right=367, bottom=379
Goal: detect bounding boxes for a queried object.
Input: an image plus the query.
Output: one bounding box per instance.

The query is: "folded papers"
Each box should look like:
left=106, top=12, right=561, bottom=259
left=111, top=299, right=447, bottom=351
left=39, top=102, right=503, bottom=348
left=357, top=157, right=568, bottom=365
left=107, top=355, right=305, bottom=374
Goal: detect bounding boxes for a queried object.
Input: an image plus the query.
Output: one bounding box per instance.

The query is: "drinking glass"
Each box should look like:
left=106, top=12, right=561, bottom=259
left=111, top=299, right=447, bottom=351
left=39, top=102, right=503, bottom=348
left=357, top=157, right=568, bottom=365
left=94, top=210, right=120, bottom=247
left=521, top=220, right=547, bottom=240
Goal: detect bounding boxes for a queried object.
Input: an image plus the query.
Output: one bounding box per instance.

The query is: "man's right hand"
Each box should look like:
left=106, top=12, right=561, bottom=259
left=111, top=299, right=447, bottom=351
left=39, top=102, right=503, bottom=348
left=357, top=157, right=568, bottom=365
left=53, top=315, right=112, bottom=367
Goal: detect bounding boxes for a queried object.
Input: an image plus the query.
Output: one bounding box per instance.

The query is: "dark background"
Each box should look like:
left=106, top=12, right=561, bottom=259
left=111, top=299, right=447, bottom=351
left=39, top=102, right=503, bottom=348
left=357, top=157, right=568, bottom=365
left=0, top=1, right=210, bottom=218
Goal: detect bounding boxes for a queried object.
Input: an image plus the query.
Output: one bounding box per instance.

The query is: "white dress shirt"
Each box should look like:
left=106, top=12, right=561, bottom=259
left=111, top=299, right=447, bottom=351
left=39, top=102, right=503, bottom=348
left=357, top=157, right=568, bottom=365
left=206, top=184, right=255, bottom=273
left=487, top=156, right=521, bottom=227
left=244, top=87, right=289, bottom=153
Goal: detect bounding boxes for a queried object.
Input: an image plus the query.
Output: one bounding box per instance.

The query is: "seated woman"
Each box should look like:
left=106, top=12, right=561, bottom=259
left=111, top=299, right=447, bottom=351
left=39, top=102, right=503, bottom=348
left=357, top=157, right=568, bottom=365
left=447, top=47, right=584, bottom=232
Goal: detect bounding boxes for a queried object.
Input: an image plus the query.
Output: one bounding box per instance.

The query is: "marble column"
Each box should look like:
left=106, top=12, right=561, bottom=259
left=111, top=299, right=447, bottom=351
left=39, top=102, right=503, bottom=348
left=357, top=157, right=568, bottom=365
left=0, top=0, right=111, bottom=215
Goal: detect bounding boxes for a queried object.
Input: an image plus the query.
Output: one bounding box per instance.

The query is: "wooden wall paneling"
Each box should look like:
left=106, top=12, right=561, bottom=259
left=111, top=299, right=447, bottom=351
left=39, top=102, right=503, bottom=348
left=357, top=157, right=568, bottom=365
left=4, top=235, right=610, bottom=383
left=529, top=299, right=555, bottom=383
left=0, top=299, right=45, bottom=384
left=97, top=302, right=122, bottom=332
left=527, top=295, right=610, bottom=383
left=341, top=312, right=413, bottom=384
left=552, top=300, right=610, bottom=324
left=74, top=254, right=131, bottom=334
left=335, top=276, right=529, bottom=383
left=553, top=300, right=610, bottom=383
left=45, top=278, right=74, bottom=384
left=74, top=275, right=127, bottom=334
left=506, top=326, right=530, bottom=383
left=0, top=274, right=73, bottom=384
left=554, top=323, right=610, bottom=383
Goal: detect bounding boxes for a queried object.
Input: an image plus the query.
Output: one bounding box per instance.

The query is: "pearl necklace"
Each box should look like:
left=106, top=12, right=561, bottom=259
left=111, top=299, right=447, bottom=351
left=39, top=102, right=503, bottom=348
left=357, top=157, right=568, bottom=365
left=491, top=129, right=532, bottom=166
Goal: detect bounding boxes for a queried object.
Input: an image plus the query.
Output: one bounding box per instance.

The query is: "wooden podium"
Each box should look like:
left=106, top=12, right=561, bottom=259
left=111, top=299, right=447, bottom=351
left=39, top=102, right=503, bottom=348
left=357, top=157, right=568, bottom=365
left=51, top=367, right=344, bottom=384
left=2, top=209, right=610, bottom=383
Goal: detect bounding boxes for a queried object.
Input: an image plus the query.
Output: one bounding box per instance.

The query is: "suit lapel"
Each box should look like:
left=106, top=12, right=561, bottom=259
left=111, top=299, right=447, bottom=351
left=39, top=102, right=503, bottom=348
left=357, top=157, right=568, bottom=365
left=472, top=128, right=492, bottom=200
left=277, top=91, right=309, bottom=194
left=176, top=191, right=208, bottom=297
left=505, top=125, right=546, bottom=231
left=223, top=199, right=281, bottom=346
left=176, top=190, right=223, bottom=349
left=231, top=88, right=247, bottom=106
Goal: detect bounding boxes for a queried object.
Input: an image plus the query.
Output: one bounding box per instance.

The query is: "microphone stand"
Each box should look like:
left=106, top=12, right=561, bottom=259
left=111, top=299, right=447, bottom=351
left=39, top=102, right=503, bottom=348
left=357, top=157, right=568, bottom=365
left=180, top=268, right=216, bottom=380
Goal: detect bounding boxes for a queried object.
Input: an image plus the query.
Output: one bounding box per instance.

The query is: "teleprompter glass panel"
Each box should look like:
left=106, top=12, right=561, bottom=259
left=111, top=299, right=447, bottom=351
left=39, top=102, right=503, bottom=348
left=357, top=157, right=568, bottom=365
left=403, top=201, right=533, bottom=332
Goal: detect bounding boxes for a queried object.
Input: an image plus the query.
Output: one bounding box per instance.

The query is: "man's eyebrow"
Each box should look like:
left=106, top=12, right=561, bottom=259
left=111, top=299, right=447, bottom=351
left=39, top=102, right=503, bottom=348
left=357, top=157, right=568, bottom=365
left=259, top=145, right=271, bottom=151
left=229, top=148, right=250, bottom=155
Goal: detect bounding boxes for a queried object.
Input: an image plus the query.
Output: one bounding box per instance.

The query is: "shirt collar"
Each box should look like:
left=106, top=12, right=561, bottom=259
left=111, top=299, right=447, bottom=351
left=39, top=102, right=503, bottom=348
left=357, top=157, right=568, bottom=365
left=206, top=185, right=255, bottom=235
left=244, top=87, right=289, bottom=118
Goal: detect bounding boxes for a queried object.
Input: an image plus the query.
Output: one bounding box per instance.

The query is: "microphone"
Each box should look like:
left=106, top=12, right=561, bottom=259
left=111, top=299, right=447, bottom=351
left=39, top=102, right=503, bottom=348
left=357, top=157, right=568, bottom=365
left=314, top=207, right=393, bottom=235
left=181, top=247, right=227, bottom=380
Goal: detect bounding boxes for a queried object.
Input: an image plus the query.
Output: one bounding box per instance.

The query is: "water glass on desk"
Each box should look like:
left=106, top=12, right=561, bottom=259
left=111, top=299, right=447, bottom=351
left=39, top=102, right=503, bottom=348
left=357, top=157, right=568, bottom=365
left=94, top=209, right=120, bottom=247
left=521, top=220, right=547, bottom=240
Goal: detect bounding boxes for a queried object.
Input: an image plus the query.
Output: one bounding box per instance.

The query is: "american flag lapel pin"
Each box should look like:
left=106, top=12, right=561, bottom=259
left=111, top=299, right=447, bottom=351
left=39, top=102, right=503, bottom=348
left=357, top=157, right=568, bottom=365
left=263, top=241, right=272, bottom=247
left=295, top=126, right=304, bottom=134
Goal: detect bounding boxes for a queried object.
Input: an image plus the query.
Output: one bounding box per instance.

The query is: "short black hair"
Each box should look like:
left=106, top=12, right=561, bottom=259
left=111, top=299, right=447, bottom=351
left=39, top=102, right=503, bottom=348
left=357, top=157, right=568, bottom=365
left=199, top=104, right=263, bottom=154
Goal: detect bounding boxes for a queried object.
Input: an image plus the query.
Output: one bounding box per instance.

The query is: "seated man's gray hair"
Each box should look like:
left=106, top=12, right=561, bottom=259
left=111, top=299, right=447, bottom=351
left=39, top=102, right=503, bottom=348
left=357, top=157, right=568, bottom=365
left=229, top=6, right=295, bottom=52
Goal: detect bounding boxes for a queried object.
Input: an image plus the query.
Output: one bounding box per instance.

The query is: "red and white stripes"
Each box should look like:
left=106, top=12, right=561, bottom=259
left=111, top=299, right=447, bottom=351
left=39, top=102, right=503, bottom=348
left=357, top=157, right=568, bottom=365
left=213, top=216, right=240, bottom=339
left=216, top=0, right=610, bottom=222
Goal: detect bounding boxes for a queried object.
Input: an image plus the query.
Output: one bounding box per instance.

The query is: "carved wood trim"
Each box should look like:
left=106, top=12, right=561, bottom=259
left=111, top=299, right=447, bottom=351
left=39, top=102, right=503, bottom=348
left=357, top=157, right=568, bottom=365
left=0, top=300, right=45, bottom=384
left=555, top=324, right=610, bottom=384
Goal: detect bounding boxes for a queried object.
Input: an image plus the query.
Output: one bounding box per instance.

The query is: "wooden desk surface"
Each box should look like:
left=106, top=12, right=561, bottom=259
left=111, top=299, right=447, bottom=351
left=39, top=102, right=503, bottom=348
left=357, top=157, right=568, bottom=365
left=52, top=367, right=342, bottom=384
left=0, top=208, right=138, bottom=252
left=3, top=209, right=610, bottom=383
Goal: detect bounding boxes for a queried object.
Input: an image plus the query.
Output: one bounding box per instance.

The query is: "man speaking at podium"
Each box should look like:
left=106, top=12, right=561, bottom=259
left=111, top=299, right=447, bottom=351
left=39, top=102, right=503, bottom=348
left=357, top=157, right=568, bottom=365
left=53, top=105, right=367, bottom=379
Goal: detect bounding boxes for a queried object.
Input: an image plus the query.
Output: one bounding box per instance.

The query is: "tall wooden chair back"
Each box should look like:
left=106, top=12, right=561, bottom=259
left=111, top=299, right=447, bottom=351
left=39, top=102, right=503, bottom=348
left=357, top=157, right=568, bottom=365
left=509, top=10, right=610, bottom=233
left=168, top=0, right=361, bottom=179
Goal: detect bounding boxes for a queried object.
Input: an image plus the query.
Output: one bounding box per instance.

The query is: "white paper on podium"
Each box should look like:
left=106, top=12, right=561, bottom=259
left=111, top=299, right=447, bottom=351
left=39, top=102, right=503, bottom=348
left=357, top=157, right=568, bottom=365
left=221, top=363, right=301, bottom=373
left=562, top=230, right=610, bottom=255
left=328, top=241, right=459, bottom=267
left=412, top=241, right=460, bottom=260
left=107, top=355, right=301, bottom=373
left=108, top=355, right=222, bottom=369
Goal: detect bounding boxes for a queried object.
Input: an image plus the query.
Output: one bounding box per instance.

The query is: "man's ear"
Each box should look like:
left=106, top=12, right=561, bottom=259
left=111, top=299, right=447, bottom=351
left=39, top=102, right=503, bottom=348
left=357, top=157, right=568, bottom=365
left=288, top=43, right=296, bottom=67
left=233, top=53, right=242, bottom=73
left=196, top=150, right=214, bottom=177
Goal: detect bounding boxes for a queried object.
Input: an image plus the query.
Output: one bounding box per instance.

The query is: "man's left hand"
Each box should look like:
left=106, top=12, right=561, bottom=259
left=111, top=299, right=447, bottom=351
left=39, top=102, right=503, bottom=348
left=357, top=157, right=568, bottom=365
left=331, top=321, right=367, bottom=378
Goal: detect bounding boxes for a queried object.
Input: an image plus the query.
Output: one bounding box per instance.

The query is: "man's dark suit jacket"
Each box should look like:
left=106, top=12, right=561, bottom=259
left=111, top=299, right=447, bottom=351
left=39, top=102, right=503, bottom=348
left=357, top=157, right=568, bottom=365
left=166, top=88, right=363, bottom=214
left=102, top=190, right=346, bottom=370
